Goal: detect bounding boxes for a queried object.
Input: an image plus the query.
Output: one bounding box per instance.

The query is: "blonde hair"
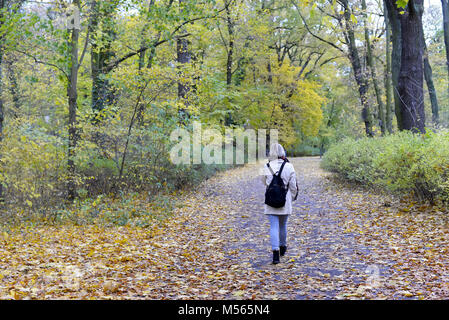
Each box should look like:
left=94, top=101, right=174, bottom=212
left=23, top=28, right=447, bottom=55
left=269, top=143, right=286, bottom=160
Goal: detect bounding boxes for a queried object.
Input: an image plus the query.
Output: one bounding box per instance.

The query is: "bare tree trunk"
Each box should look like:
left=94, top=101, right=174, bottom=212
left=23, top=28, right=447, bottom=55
left=267, top=61, right=273, bottom=84
left=393, top=0, right=426, bottom=132
left=385, top=0, right=403, bottom=130
left=0, top=45, right=4, bottom=203
left=67, top=0, right=81, bottom=201
left=0, top=0, right=6, bottom=202
left=177, top=37, right=191, bottom=99
left=177, top=1, right=191, bottom=123
left=225, top=0, right=234, bottom=87
left=384, top=0, right=394, bottom=134
left=90, top=0, right=116, bottom=114
left=136, top=0, right=158, bottom=126
left=5, top=59, right=20, bottom=116
left=362, top=0, right=386, bottom=135
left=341, top=0, right=374, bottom=136
left=224, top=0, right=235, bottom=126
left=422, top=35, right=439, bottom=124
left=442, top=0, right=449, bottom=99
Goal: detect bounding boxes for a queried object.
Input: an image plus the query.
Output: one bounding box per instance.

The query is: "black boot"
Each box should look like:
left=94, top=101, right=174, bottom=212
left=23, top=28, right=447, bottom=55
left=272, top=250, right=280, bottom=264
left=280, top=245, right=287, bottom=257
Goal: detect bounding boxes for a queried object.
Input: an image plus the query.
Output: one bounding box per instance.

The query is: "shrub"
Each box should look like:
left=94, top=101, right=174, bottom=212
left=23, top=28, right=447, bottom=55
left=0, top=117, right=232, bottom=222
left=0, top=123, right=66, bottom=211
left=321, top=130, right=449, bottom=203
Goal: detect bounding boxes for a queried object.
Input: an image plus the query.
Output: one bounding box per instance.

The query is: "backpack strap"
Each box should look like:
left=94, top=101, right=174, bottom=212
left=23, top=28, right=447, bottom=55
left=267, top=160, right=287, bottom=176
left=266, top=162, right=275, bottom=175
left=277, top=160, right=287, bottom=176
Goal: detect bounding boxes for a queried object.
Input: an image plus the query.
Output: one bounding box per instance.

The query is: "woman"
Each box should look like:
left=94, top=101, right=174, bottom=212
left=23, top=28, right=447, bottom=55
left=261, top=143, right=298, bottom=264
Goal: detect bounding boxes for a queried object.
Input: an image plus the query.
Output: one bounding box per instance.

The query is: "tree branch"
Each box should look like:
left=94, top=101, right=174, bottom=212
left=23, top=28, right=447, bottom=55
left=104, top=6, right=228, bottom=73
left=78, top=28, right=90, bottom=67
left=15, top=48, right=68, bottom=79
left=291, top=1, right=345, bottom=53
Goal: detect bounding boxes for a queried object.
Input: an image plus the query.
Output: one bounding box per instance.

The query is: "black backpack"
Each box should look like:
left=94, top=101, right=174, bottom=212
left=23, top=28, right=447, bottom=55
left=264, top=160, right=289, bottom=208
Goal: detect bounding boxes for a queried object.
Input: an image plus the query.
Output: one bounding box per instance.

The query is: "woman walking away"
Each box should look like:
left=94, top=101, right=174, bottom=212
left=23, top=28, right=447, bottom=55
left=261, top=143, right=298, bottom=264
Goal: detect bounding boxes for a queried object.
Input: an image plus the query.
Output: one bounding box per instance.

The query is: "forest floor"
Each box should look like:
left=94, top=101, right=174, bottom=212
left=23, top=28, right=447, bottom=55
left=2, top=157, right=449, bottom=299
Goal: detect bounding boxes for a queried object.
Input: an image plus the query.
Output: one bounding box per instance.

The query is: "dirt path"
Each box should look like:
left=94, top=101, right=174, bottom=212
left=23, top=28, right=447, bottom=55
left=3, top=157, right=449, bottom=299
left=179, top=156, right=377, bottom=299
left=163, top=157, right=449, bottom=299
left=216, top=157, right=373, bottom=298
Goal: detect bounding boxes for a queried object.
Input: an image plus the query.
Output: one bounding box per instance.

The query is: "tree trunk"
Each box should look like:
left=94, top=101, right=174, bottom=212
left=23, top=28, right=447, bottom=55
left=6, top=59, right=20, bottom=116
left=384, top=0, right=394, bottom=134
left=224, top=0, right=235, bottom=126
left=177, top=0, right=190, bottom=106
left=136, top=0, right=158, bottom=126
left=422, top=36, right=439, bottom=124
left=267, top=61, right=273, bottom=84
left=67, top=0, right=81, bottom=201
left=177, top=37, right=191, bottom=124
left=177, top=37, right=191, bottom=100
left=90, top=0, right=116, bottom=114
left=0, top=45, right=4, bottom=203
left=225, top=0, right=234, bottom=87
left=385, top=0, right=403, bottom=130
left=395, top=0, right=426, bottom=132
left=341, top=0, right=374, bottom=136
left=0, top=0, right=5, bottom=202
left=362, top=0, right=386, bottom=135
left=442, top=0, right=449, bottom=99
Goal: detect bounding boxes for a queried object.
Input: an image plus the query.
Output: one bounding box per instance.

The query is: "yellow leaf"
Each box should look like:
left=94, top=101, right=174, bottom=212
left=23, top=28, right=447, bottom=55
left=103, top=281, right=119, bottom=293
left=233, top=290, right=245, bottom=297
left=10, top=290, right=21, bottom=300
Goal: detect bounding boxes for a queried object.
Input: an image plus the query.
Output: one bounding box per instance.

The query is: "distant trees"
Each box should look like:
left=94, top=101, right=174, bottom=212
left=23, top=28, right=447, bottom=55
left=298, top=0, right=442, bottom=135
left=3, top=0, right=449, bottom=208
left=0, top=0, right=25, bottom=202
left=294, top=0, right=376, bottom=136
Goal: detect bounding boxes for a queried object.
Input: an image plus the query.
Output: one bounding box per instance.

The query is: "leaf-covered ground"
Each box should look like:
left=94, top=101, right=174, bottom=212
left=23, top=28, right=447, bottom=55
left=1, top=157, right=449, bottom=299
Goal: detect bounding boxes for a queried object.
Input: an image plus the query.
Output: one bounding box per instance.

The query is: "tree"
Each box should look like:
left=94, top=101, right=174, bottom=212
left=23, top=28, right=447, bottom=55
left=442, top=0, right=449, bottom=99
left=293, top=0, right=375, bottom=136
left=0, top=0, right=24, bottom=202
left=362, top=0, right=386, bottom=135
left=384, top=0, right=394, bottom=133
left=388, top=0, right=426, bottom=133
left=67, top=0, right=81, bottom=200
left=422, top=34, right=439, bottom=124
left=177, top=0, right=192, bottom=122
left=89, top=0, right=119, bottom=114
left=385, top=0, right=403, bottom=129
left=0, top=1, right=5, bottom=203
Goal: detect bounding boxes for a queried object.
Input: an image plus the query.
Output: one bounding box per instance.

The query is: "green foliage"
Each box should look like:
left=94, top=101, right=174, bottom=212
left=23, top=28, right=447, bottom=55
left=0, top=0, right=358, bottom=223
left=0, top=119, right=66, bottom=211
left=322, top=130, right=449, bottom=203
